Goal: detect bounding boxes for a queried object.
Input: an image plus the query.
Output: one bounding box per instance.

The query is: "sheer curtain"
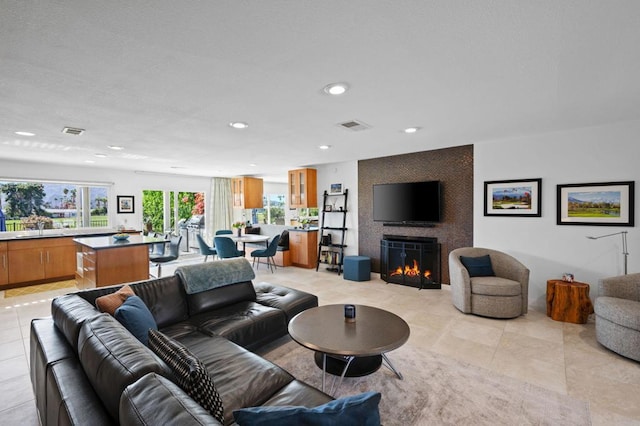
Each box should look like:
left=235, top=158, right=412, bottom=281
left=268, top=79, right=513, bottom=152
left=205, top=177, right=233, bottom=240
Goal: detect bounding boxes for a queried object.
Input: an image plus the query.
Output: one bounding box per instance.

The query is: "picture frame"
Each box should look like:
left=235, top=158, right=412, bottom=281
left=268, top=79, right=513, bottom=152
left=330, top=183, right=343, bottom=194
left=484, top=178, right=542, bottom=217
left=324, top=205, right=332, bottom=212
left=557, top=181, right=634, bottom=226
left=117, top=195, right=135, bottom=214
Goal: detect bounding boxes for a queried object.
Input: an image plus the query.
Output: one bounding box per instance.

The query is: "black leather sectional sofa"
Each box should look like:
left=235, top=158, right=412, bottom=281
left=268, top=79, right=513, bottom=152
left=30, top=258, right=332, bottom=425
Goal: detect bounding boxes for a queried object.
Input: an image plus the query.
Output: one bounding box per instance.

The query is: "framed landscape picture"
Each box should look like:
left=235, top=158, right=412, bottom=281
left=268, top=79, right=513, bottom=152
left=557, top=181, right=634, bottom=226
left=117, top=195, right=135, bottom=214
left=484, top=178, right=542, bottom=217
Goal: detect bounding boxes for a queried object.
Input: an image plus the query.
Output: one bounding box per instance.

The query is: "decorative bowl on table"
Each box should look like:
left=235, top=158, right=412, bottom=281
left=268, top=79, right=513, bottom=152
left=113, top=233, right=130, bottom=241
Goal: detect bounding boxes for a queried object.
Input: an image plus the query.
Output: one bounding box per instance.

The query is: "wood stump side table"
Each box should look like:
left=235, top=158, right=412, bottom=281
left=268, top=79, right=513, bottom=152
left=546, top=279, right=594, bottom=324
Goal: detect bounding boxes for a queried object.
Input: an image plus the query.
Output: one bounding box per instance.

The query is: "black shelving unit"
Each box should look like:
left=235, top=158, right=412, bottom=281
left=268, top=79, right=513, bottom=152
left=316, top=189, right=348, bottom=275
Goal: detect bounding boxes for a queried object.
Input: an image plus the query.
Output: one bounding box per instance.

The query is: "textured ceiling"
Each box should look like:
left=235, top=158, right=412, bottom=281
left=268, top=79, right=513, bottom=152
left=2, top=1, right=640, bottom=182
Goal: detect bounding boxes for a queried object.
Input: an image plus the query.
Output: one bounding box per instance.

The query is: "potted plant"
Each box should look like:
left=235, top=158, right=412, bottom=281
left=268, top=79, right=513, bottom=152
left=232, top=221, right=245, bottom=237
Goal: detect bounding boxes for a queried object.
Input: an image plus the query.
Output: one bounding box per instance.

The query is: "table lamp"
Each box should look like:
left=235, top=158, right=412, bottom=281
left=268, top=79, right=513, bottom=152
left=586, top=231, right=629, bottom=275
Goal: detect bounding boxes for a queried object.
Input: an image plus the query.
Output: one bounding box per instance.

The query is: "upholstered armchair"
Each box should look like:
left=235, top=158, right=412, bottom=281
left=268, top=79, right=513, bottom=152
left=449, top=247, right=530, bottom=319
left=594, top=273, right=640, bottom=362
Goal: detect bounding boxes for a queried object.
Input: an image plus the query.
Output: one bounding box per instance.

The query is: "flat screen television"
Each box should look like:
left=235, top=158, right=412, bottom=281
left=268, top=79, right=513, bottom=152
left=373, top=181, right=441, bottom=224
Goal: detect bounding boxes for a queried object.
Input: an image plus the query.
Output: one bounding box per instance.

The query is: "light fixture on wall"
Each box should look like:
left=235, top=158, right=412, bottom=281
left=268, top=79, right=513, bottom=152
left=586, top=231, right=629, bottom=275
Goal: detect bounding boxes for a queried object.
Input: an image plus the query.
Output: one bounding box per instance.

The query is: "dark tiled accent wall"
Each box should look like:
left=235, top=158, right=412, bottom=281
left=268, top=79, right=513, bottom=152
left=358, top=145, right=474, bottom=284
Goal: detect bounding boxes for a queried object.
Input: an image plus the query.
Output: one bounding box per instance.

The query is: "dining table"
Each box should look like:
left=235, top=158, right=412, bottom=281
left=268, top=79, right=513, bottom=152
left=222, top=234, right=270, bottom=252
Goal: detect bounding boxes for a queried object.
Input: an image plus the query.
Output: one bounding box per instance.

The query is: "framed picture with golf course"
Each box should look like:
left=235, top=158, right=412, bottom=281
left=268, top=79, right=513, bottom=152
left=484, top=178, right=542, bottom=217
left=557, top=181, right=634, bottom=226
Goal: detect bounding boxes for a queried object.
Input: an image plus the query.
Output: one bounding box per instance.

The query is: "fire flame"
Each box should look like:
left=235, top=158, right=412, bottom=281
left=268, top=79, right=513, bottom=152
left=390, top=259, right=431, bottom=279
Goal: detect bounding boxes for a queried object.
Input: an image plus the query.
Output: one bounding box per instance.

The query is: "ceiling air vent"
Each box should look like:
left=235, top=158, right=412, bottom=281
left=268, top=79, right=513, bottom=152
left=61, top=127, right=85, bottom=136
left=337, top=120, right=370, bottom=132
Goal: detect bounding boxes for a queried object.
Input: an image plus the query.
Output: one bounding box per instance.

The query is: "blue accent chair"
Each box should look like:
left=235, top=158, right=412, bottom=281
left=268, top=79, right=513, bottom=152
left=196, top=234, right=217, bottom=262
left=251, top=234, right=281, bottom=272
left=214, top=236, right=245, bottom=259
left=216, top=229, right=233, bottom=235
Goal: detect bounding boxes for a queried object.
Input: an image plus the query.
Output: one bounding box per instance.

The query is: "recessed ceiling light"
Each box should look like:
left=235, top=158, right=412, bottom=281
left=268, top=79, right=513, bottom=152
left=94, top=153, right=107, bottom=158
left=323, top=82, right=349, bottom=96
left=249, top=163, right=257, bottom=167
left=84, top=160, right=95, bottom=163
left=319, top=145, right=332, bottom=150
left=108, top=145, right=124, bottom=150
left=229, top=122, right=249, bottom=129
left=15, top=131, right=35, bottom=136
left=403, top=127, right=420, bottom=134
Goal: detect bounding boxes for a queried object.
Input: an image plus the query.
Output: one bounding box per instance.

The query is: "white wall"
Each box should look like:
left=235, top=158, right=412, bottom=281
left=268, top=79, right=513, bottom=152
left=474, top=120, right=640, bottom=310
left=315, top=161, right=359, bottom=256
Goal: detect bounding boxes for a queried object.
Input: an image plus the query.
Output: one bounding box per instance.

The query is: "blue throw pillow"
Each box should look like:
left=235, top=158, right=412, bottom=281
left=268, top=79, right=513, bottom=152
left=233, top=391, right=381, bottom=426
left=114, top=295, right=157, bottom=346
left=460, top=254, right=495, bottom=277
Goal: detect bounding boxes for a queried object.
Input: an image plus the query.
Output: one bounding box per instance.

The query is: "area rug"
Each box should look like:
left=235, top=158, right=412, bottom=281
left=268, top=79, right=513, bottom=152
left=4, top=279, right=77, bottom=297
left=262, top=339, right=591, bottom=426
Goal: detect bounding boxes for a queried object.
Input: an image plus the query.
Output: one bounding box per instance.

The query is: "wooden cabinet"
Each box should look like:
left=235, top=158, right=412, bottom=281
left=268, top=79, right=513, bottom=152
left=6, top=237, right=76, bottom=286
left=45, top=244, right=77, bottom=279
left=0, top=242, right=8, bottom=287
left=8, top=246, right=45, bottom=283
left=288, top=168, right=317, bottom=208
left=232, top=177, right=264, bottom=209
left=289, top=230, right=318, bottom=268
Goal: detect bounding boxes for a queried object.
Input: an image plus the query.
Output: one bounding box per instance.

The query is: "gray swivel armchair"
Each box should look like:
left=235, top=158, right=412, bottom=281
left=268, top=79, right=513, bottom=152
left=595, top=273, right=640, bottom=362
left=449, top=247, right=529, bottom=319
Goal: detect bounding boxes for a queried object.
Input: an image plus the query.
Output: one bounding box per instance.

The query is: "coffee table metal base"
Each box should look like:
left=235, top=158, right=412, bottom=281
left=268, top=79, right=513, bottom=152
left=314, top=352, right=382, bottom=377
left=314, top=352, right=404, bottom=395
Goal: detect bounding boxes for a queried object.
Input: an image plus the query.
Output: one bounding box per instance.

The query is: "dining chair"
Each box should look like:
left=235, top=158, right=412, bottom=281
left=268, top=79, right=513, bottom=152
left=214, top=236, right=245, bottom=259
left=196, top=234, right=217, bottom=262
left=251, top=234, right=281, bottom=272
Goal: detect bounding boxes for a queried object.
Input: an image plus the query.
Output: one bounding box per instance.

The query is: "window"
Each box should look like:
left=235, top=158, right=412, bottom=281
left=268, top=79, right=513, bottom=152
left=254, top=194, right=285, bottom=225
left=142, top=190, right=204, bottom=233
left=0, top=180, right=110, bottom=232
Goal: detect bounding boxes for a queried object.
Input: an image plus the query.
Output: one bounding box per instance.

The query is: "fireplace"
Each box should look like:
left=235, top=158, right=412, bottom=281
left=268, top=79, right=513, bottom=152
left=380, top=235, right=441, bottom=289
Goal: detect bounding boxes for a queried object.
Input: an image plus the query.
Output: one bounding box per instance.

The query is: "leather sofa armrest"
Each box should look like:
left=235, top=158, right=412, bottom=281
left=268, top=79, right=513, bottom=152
left=120, top=373, right=222, bottom=426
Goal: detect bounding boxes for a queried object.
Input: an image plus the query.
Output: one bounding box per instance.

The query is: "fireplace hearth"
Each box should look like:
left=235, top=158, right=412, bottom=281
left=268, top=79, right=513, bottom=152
left=380, top=235, right=441, bottom=289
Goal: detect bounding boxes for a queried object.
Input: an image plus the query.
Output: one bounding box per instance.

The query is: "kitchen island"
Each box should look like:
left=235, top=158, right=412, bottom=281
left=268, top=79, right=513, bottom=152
left=74, top=234, right=165, bottom=288
left=0, top=229, right=140, bottom=290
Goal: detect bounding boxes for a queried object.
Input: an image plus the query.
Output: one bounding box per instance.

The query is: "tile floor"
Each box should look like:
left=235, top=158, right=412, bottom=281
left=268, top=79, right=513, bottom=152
left=1, top=255, right=639, bottom=425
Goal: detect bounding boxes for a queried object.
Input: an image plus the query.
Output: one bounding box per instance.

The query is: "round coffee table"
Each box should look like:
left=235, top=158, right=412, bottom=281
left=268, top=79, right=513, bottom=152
left=288, top=304, right=410, bottom=394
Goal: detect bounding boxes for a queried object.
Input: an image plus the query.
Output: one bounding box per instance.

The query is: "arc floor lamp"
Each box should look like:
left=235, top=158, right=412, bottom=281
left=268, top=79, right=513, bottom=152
left=586, top=231, right=629, bottom=275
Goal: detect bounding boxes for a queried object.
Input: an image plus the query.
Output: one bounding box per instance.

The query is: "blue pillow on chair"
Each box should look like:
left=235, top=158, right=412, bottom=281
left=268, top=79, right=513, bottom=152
left=460, top=254, right=495, bottom=277
left=114, top=295, right=157, bottom=346
left=233, top=391, right=381, bottom=426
